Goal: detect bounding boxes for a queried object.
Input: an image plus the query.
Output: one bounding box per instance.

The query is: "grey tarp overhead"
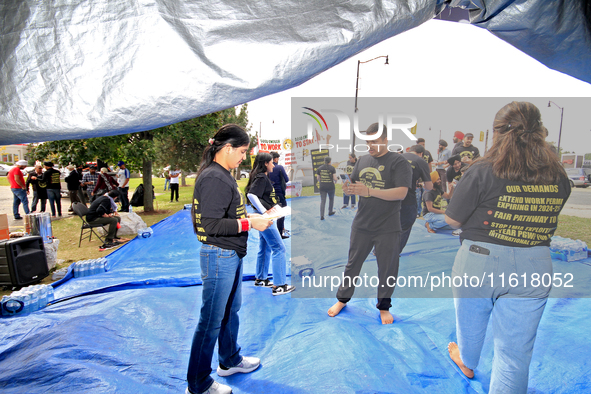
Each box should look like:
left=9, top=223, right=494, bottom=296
left=0, top=0, right=589, bottom=144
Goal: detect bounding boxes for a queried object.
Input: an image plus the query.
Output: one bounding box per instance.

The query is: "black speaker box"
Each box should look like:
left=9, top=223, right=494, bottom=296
left=0, top=236, right=49, bottom=287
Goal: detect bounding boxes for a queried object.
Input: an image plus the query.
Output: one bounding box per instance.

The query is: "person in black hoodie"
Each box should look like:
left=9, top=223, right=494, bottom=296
left=86, top=190, right=122, bottom=250
left=42, top=161, right=62, bottom=217
left=65, top=164, right=83, bottom=212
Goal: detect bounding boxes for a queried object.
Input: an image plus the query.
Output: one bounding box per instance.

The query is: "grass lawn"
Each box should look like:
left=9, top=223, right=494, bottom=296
left=1, top=177, right=245, bottom=296
left=2, top=178, right=589, bottom=296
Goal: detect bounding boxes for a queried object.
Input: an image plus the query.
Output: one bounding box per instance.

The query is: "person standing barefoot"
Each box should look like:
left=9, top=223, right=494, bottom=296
left=327, top=122, right=412, bottom=325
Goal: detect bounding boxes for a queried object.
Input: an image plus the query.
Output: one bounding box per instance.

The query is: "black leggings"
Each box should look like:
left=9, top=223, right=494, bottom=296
left=170, top=184, right=179, bottom=201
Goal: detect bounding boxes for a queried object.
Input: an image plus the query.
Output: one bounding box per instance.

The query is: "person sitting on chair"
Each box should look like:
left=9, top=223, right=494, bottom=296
left=86, top=190, right=123, bottom=250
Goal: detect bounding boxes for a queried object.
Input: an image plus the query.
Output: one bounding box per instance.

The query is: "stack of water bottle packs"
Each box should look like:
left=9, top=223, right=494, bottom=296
left=549, top=236, right=589, bottom=262
left=74, top=257, right=108, bottom=277
left=1, top=284, right=55, bottom=316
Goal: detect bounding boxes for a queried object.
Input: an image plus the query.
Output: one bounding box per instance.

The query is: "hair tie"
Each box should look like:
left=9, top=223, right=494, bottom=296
left=208, top=138, right=214, bottom=145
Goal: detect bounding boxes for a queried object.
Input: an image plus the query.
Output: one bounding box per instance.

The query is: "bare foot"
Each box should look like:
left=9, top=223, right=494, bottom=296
left=328, top=301, right=346, bottom=317
left=425, top=222, right=436, bottom=233
left=380, top=310, right=394, bottom=325
left=448, top=342, right=474, bottom=378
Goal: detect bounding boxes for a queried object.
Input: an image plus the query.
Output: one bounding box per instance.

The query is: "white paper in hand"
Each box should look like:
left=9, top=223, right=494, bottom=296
left=262, top=205, right=292, bottom=219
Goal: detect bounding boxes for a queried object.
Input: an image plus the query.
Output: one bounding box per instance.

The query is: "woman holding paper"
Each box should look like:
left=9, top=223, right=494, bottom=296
left=246, top=152, right=295, bottom=296
left=187, top=124, right=273, bottom=394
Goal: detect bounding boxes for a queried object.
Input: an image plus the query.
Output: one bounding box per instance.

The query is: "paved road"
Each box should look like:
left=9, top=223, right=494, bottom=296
left=0, top=186, right=72, bottom=230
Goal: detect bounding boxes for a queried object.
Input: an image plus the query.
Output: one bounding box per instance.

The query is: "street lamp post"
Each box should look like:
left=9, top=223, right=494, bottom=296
left=548, top=101, right=564, bottom=157
left=353, top=55, right=389, bottom=147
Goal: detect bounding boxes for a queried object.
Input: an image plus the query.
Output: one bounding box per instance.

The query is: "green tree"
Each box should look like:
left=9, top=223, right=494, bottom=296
left=32, top=131, right=160, bottom=211
left=155, top=105, right=253, bottom=184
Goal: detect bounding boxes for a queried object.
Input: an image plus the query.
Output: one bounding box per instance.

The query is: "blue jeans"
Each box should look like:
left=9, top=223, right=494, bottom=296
left=452, top=240, right=552, bottom=393
left=11, top=188, right=30, bottom=218
left=343, top=193, right=356, bottom=206
left=416, top=187, right=423, bottom=216
left=164, top=178, right=170, bottom=190
left=256, top=223, right=287, bottom=286
left=46, top=189, right=62, bottom=216
left=424, top=212, right=452, bottom=230
left=118, top=187, right=129, bottom=211
left=187, top=245, right=244, bottom=394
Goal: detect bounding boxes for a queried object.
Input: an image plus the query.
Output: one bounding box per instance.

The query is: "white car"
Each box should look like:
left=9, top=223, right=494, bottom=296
left=0, top=164, right=11, bottom=176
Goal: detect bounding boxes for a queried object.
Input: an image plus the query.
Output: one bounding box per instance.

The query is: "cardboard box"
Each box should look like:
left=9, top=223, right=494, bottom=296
left=0, top=214, right=8, bottom=240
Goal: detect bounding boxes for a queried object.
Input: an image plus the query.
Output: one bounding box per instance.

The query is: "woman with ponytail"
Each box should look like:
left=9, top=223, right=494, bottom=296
left=186, top=124, right=272, bottom=394
left=245, top=153, right=295, bottom=295
left=444, top=102, right=570, bottom=392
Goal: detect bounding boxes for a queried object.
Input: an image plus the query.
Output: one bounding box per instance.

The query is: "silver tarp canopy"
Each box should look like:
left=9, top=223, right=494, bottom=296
left=1, top=0, right=589, bottom=144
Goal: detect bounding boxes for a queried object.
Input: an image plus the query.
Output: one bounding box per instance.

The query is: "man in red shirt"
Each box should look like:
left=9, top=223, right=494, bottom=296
left=8, top=160, right=30, bottom=220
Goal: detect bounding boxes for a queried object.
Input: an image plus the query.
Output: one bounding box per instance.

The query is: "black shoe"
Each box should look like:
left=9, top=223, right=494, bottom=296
left=254, top=279, right=274, bottom=287
left=320, top=217, right=324, bottom=220
left=176, top=199, right=179, bottom=202
left=99, top=242, right=118, bottom=251
left=328, top=211, right=336, bottom=216
left=272, top=284, right=296, bottom=296
left=341, top=205, right=347, bottom=209
left=14, top=217, right=22, bottom=220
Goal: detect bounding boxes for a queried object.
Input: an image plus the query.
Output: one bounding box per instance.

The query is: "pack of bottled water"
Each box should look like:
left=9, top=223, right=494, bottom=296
left=550, top=236, right=588, bottom=262
left=1, top=284, right=55, bottom=316
left=137, top=227, right=154, bottom=238
left=74, top=257, right=108, bottom=278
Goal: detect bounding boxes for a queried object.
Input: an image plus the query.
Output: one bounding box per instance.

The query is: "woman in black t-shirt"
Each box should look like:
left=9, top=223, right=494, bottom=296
left=246, top=153, right=295, bottom=296
left=444, top=102, right=571, bottom=393
left=186, top=124, right=272, bottom=394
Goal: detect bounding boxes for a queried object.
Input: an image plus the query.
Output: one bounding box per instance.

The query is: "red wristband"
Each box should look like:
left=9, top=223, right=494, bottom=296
left=240, top=218, right=250, bottom=232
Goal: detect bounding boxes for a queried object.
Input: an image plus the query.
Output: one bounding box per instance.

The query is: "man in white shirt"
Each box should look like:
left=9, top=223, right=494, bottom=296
left=169, top=165, right=181, bottom=202
left=117, top=161, right=130, bottom=212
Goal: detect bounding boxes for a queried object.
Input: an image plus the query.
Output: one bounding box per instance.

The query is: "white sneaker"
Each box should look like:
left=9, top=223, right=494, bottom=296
left=217, top=356, right=260, bottom=377
left=186, top=381, right=232, bottom=394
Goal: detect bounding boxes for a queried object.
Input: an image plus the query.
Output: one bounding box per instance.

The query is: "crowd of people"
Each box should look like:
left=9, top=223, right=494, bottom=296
left=7, top=160, right=133, bottom=250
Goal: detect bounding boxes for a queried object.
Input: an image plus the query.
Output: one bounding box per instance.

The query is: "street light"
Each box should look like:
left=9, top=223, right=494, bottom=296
left=353, top=55, right=389, bottom=147
left=548, top=101, right=564, bottom=156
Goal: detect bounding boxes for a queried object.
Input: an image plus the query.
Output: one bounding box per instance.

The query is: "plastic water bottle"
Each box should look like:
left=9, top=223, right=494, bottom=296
left=138, top=227, right=153, bottom=238
left=129, top=205, right=132, bottom=213
left=0, top=295, right=7, bottom=316
left=28, top=289, right=39, bottom=313
left=2, top=294, right=24, bottom=315
left=46, top=285, right=55, bottom=304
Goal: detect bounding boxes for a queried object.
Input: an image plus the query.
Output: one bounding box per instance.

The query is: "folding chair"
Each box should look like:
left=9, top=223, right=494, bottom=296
left=72, top=202, right=107, bottom=247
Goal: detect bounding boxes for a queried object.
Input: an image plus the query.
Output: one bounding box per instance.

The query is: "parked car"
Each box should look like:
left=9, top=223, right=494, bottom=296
left=566, top=167, right=591, bottom=188
left=240, top=170, right=250, bottom=179
left=0, top=164, right=11, bottom=176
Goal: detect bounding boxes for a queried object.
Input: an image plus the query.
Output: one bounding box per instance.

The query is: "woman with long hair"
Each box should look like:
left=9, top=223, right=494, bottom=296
left=444, top=102, right=571, bottom=392
left=186, top=124, right=272, bottom=394
left=245, top=153, right=295, bottom=295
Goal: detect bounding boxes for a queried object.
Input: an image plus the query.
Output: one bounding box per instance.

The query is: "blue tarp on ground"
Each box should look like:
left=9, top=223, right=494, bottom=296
left=1, top=197, right=590, bottom=393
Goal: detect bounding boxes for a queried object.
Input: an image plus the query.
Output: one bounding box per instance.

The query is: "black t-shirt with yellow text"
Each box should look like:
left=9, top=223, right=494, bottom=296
left=451, top=144, right=480, bottom=161
left=248, top=173, right=278, bottom=211
left=446, top=162, right=571, bottom=247
left=422, top=188, right=445, bottom=216
left=316, top=164, right=336, bottom=191
left=350, top=152, right=412, bottom=233
left=193, top=162, right=248, bottom=257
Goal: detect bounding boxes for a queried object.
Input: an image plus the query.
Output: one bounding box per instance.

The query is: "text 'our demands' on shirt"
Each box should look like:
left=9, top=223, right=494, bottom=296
left=446, top=162, right=571, bottom=247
